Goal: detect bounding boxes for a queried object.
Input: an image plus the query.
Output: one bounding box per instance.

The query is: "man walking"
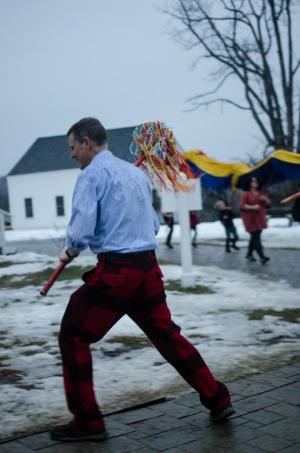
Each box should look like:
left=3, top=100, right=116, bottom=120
left=50, top=117, right=234, bottom=442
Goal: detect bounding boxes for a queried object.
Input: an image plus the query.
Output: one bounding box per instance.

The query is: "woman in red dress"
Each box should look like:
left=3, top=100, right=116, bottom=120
left=240, top=177, right=271, bottom=264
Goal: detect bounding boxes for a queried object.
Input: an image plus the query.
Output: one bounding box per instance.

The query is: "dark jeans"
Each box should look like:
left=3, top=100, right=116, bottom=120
left=225, top=226, right=238, bottom=250
left=247, top=230, right=265, bottom=259
left=191, top=226, right=197, bottom=245
left=166, top=225, right=174, bottom=246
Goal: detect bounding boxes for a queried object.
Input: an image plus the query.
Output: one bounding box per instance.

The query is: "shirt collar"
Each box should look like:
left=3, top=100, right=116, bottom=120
left=94, top=149, right=111, bottom=160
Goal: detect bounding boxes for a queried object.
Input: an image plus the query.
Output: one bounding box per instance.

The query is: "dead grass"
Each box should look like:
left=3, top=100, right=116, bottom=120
left=0, top=368, right=24, bottom=384
left=100, top=335, right=151, bottom=357
left=0, top=265, right=92, bottom=289
left=0, top=262, right=214, bottom=297
left=0, top=337, right=48, bottom=349
left=158, top=259, right=177, bottom=265
left=247, top=308, right=300, bottom=323
left=164, top=279, right=215, bottom=294
left=0, top=261, right=14, bottom=268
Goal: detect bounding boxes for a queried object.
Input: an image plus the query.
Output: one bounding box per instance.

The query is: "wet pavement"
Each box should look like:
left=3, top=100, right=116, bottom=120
left=1, top=362, right=299, bottom=452
left=157, top=243, right=300, bottom=289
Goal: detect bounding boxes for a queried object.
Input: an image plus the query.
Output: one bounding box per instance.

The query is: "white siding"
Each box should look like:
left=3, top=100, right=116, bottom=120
left=7, top=169, right=80, bottom=230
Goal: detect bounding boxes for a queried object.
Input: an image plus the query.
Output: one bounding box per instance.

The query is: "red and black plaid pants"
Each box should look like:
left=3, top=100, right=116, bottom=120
left=59, top=251, right=230, bottom=429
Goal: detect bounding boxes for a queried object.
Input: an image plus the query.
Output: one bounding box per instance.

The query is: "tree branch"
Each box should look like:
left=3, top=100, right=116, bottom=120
left=164, top=0, right=299, bottom=152
left=186, top=71, right=234, bottom=102
left=292, top=59, right=300, bottom=76
left=184, top=97, right=251, bottom=112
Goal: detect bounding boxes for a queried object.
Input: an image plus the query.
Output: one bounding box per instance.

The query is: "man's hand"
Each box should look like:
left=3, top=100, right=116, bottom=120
left=59, top=247, right=78, bottom=263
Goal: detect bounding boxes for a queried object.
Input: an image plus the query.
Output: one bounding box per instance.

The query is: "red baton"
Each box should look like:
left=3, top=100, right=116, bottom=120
left=40, top=261, right=67, bottom=296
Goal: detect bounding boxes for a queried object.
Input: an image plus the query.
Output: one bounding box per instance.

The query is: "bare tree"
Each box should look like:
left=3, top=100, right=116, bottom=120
left=164, top=0, right=300, bottom=153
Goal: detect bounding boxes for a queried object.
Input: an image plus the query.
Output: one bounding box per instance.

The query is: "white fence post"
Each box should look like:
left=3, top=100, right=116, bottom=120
left=158, top=124, right=201, bottom=287
left=175, top=139, right=197, bottom=288
left=177, top=189, right=197, bottom=287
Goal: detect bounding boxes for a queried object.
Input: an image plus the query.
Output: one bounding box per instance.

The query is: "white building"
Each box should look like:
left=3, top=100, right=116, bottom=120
left=7, top=127, right=136, bottom=230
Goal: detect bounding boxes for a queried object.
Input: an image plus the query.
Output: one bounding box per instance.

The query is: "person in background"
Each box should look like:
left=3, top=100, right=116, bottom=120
left=190, top=211, right=200, bottom=247
left=163, top=212, right=174, bottom=249
left=240, top=177, right=271, bottom=264
left=280, top=191, right=300, bottom=223
left=215, top=200, right=239, bottom=253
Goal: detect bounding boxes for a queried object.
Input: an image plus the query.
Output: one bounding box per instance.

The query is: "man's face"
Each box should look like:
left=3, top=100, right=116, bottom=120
left=68, top=133, right=92, bottom=170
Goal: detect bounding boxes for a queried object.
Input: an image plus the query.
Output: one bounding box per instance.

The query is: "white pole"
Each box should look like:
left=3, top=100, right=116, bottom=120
left=175, top=142, right=197, bottom=288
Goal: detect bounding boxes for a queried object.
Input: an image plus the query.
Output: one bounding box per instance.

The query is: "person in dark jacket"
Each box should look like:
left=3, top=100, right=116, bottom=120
left=163, top=212, right=174, bottom=248
left=190, top=211, right=200, bottom=247
left=281, top=191, right=300, bottom=222
left=215, top=200, right=239, bottom=253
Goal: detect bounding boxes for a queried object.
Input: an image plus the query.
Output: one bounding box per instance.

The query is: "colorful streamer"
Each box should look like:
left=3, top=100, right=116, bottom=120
left=130, top=122, right=193, bottom=191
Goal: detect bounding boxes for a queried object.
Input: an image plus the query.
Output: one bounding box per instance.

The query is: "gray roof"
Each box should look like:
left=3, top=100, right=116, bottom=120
left=9, top=126, right=136, bottom=176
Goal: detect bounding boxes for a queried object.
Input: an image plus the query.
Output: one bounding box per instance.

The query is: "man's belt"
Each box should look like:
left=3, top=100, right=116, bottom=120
left=97, top=250, right=155, bottom=262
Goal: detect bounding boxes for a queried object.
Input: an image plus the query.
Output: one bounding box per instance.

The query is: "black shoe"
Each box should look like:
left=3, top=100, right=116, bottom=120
left=261, top=256, right=270, bottom=264
left=166, top=243, right=173, bottom=249
left=226, top=248, right=231, bottom=253
left=246, top=255, right=256, bottom=262
left=210, top=403, right=235, bottom=422
left=50, top=422, right=108, bottom=442
left=232, top=245, right=240, bottom=250
left=192, top=242, right=197, bottom=248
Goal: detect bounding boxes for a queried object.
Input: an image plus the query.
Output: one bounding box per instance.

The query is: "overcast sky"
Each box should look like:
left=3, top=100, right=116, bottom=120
left=1, top=0, right=298, bottom=176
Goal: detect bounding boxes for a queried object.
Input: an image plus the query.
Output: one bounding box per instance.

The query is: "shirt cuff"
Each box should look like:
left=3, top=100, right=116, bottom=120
left=65, top=238, right=83, bottom=254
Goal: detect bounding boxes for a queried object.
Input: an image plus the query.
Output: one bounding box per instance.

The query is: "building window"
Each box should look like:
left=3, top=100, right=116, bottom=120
left=24, top=198, right=33, bottom=218
left=56, top=196, right=65, bottom=216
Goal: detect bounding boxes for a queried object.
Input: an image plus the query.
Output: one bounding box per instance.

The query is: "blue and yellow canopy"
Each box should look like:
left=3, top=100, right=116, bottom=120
left=184, top=149, right=300, bottom=190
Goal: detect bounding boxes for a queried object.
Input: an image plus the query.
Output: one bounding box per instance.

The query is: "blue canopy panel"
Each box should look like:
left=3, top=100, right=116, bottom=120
left=186, top=159, right=231, bottom=190
left=237, top=158, right=300, bottom=189
left=186, top=160, right=204, bottom=178
left=201, top=174, right=232, bottom=191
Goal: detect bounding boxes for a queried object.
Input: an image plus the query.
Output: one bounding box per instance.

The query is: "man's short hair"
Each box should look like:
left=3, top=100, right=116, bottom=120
left=67, top=117, right=107, bottom=146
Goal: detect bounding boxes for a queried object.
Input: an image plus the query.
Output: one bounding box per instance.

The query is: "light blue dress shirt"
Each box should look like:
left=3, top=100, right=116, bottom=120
left=65, top=150, right=160, bottom=254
